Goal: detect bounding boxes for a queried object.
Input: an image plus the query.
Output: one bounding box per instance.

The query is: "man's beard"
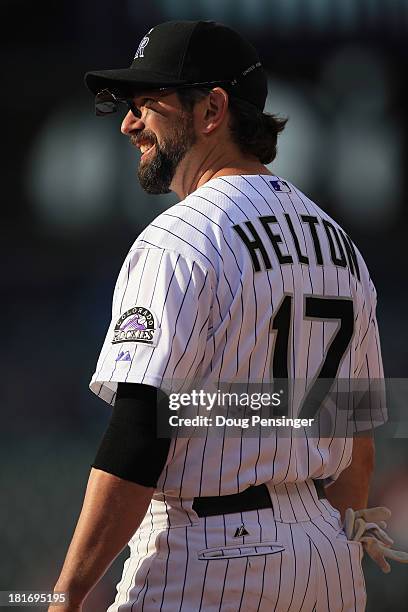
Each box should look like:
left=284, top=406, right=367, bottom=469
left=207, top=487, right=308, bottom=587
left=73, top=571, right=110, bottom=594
left=133, top=113, right=196, bottom=195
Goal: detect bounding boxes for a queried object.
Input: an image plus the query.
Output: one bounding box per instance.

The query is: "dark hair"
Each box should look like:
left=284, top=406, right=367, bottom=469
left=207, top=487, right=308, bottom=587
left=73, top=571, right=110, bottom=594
left=177, top=87, right=287, bottom=164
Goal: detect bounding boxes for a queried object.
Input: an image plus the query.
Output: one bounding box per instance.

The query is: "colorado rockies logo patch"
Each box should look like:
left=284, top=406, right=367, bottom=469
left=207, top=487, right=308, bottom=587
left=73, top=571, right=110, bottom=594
left=112, top=306, right=159, bottom=346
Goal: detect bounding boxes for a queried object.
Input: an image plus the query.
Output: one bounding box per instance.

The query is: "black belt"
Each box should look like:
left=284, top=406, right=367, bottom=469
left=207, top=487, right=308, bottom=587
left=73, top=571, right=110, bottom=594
left=192, top=480, right=326, bottom=518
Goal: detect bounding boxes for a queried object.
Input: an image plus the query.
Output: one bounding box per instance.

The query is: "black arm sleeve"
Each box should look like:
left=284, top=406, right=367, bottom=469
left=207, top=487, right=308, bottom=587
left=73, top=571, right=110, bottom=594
left=92, top=382, right=171, bottom=487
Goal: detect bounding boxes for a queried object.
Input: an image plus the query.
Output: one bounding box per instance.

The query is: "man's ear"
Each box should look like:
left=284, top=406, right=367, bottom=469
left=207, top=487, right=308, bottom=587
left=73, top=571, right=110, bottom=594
left=201, top=88, right=229, bottom=135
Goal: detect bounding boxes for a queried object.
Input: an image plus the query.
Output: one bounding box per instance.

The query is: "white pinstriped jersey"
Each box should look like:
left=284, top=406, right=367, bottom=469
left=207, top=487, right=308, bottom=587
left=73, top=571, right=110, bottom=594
left=90, top=174, right=385, bottom=500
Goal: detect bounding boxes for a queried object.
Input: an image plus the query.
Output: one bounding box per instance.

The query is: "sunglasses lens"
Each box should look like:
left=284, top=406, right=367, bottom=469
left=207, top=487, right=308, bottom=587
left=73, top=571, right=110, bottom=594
left=95, top=90, right=118, bottom=116
left=95, top=100, right=117, bottom=116
left=128, top=103, right=141, bottom=118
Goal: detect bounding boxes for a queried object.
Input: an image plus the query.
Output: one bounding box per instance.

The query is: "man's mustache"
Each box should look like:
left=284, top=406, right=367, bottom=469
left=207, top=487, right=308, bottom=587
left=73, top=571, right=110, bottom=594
left=130, top=130, right=157, bottom=148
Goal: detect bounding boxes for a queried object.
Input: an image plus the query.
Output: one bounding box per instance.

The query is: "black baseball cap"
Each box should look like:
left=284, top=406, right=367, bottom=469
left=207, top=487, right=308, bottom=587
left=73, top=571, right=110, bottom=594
left=84, top=20, right=268, bottom=111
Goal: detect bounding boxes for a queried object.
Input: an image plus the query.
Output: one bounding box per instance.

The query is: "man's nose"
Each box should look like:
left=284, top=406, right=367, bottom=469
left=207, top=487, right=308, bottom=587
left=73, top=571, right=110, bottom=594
left=121, top=110, right=145, bottom=135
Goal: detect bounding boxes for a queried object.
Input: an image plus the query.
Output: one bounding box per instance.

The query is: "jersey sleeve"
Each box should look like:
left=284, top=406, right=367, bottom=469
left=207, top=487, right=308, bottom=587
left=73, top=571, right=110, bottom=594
left=90, top=246, right=213, bottom=405
left=352, top=288, right=387, bottom=432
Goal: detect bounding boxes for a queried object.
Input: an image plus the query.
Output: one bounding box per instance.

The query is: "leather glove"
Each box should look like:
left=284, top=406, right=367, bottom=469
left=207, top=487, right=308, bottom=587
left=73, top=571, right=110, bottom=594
left=344, top=506, right=408, bottom=573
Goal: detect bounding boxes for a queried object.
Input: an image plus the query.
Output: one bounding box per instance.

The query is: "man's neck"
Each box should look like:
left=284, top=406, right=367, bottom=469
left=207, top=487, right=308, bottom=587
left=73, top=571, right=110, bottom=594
left=171, top=149, right=272, bottom=200
left=197, top=164, right=273, bottom=190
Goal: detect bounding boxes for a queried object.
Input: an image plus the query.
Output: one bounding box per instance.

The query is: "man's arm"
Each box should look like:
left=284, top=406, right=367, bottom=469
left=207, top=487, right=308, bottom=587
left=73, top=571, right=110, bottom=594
left=49, top=468, right=153, bottom=610
left=324, top=435, right=375, bottom=520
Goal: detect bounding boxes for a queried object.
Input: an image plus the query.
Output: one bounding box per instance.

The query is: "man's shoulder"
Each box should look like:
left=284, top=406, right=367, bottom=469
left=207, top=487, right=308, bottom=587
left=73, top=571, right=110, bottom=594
left=137, top=174, right=290, bottom=240
left=131, top=197, right=222, bottom=276
left=285, top=180, right=377, bottom=295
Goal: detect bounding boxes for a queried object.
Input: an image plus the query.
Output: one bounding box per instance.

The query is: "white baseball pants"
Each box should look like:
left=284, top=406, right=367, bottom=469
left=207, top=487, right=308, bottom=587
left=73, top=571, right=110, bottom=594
left=107, top=481, right=366, bottom=612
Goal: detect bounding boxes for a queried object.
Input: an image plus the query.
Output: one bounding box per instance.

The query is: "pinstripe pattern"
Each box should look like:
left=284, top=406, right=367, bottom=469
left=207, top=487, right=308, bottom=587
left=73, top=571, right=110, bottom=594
left=91, top=175, right=383, bottom=610
left=107, top=491, right=366, bottom=611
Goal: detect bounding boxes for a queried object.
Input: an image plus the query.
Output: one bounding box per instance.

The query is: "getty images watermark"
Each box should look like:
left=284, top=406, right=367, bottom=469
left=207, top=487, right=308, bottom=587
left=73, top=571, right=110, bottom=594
left=155, top=378, right=389, bottom=438
left=161, top=387, right=315, bottom=434
left=168, top=388, right=284, bottom=411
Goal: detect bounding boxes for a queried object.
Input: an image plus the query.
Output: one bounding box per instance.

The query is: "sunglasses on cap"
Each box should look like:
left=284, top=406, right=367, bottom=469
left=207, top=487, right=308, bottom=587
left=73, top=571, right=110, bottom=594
left=94, top=80, right=234, bottom=118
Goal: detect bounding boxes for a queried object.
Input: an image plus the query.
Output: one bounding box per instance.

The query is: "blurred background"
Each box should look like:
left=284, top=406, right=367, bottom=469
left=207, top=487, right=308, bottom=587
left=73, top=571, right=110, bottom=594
left=1, top=0, right=407, bottom=610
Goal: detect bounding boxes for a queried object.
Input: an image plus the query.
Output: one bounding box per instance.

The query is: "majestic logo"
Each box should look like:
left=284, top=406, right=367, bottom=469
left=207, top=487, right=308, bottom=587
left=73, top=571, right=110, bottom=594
left=112, top=306, right=159, bottom=345
left=234, top=524, right=250, bottom=537
left=270, top=179, right=291, bottom=193
left=134, top=28, right=153, bottom=59
left=115, top=350, right=131, bottom=362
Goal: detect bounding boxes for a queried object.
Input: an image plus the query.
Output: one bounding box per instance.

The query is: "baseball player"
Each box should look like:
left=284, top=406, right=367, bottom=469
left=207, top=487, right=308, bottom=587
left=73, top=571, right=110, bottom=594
left=49, top=20, right=404, bottom=612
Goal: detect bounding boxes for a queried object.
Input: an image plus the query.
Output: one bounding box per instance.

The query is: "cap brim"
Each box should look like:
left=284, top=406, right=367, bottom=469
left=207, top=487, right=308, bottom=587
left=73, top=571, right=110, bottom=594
left=84, top=67, right=188, bottom=95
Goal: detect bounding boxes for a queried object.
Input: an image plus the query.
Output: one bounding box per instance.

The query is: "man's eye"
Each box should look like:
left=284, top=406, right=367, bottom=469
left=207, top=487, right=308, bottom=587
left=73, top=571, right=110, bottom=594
left=132, top=97, right=157, bottom=116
